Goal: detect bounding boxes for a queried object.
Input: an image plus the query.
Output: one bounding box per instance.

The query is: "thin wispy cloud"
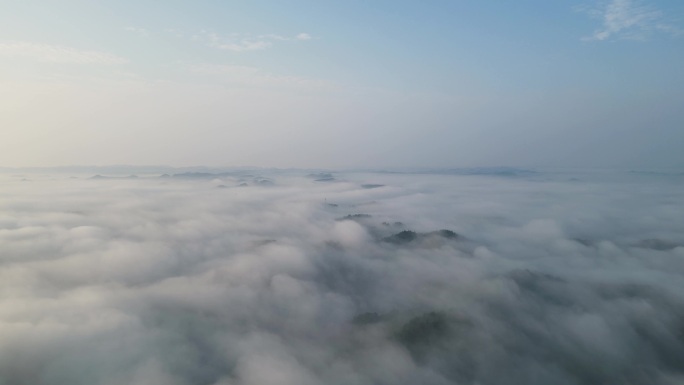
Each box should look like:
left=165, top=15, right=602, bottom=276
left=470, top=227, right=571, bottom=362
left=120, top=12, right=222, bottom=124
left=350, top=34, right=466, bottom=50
left=190, top=64, right=330, bottom=89
left=194, top=31, right=313, bottom=52
left=164, top=28, right=185, bottom=38
left=0, top=42, right=128, bottom=64
left=124, top=26, right=150, bottom=37
left=582, top=0, right=683, bottom=41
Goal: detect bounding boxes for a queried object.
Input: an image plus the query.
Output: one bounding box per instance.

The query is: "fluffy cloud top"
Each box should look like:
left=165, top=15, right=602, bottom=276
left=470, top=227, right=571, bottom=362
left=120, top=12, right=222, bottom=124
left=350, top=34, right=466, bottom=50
left=0, top=169, right=683, bottom=384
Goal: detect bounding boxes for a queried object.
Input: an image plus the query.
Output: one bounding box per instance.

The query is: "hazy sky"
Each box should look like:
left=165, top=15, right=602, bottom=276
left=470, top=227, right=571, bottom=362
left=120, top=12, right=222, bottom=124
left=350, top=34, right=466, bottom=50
left=1, top=0, right=683, bottom=168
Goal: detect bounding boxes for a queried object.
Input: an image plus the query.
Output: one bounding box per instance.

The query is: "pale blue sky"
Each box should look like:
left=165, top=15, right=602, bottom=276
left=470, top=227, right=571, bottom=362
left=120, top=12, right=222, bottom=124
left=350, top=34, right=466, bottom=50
left=1, top=0, right=683, bottom=168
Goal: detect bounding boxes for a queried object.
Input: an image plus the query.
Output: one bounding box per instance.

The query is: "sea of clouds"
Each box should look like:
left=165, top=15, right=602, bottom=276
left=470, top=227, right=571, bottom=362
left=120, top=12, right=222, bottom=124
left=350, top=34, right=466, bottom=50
left=1, top=169, right=683, bottom=385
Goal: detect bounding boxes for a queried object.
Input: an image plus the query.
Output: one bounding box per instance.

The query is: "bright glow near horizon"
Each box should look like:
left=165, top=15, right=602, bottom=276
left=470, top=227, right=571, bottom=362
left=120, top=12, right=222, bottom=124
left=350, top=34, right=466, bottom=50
left=1, top=0, right=683, bottom=169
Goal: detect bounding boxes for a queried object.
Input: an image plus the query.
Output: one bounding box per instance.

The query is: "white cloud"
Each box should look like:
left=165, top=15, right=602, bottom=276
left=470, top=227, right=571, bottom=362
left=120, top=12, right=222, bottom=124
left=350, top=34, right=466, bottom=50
left=124, top=26, right=150, bottom=37
left=583, top=0, right=683, bottom=41
left=0, top=41, right=128, bottom=64
left=198, top=31, right=314, bottom=52
left=0, top=170, right=683, bottom=384
left=159, top=28, right=185, bottom=38
left=212, top=39, right=272, bottom=52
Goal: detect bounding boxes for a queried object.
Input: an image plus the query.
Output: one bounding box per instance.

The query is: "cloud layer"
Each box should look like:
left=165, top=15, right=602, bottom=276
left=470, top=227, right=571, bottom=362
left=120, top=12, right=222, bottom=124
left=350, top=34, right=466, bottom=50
left=1, top=169, right=683, bottom=384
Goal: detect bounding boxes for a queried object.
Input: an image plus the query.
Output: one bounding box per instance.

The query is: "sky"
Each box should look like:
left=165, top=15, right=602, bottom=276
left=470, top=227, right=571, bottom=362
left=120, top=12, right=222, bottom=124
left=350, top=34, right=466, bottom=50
left=1, top=0, right=683, bottom=169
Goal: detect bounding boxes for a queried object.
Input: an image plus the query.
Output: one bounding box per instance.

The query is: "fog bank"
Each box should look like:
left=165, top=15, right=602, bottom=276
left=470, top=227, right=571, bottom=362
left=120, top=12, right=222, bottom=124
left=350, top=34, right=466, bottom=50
left=1, top=169, right=683, bottom=384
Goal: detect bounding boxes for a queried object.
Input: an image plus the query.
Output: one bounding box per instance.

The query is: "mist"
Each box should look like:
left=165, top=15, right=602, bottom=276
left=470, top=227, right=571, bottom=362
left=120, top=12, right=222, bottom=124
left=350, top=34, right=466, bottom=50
left=1, top=169, right=683, bottom=384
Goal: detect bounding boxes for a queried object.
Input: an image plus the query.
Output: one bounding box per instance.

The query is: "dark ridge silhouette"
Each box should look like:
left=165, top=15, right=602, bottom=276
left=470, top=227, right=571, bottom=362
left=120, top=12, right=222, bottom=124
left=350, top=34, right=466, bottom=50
left=89, top=174, right=139, bottom=180
left=306, top=172, right=333, bottom=179
left=383, top=229, right=459, bottom=244
left=306, top=172, right=336, bottom=182
left=172, top=172, right=218, bottom=179
left=254, top=179, right=274, bottom=186
left=434, top=229, right=457, bottom=239
left=336, top=214, right=373, bottom=221
left=382, top=221, right=405, bottom=228
left=635, top=239, right=681, bottom=251
left=395, top=311, right=450, bottom=348
left=573, top=238, right=595, bottom=247
left=384, top=230, right=418, bottom=244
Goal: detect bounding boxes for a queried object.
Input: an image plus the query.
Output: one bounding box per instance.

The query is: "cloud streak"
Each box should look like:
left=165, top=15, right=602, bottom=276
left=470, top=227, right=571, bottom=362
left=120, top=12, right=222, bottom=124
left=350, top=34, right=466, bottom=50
left=124, top=26, right=150, bottom=37
left=583, top=0, right=683, bottom=41
left=196, top=31, right=313, bottom=52
left=0, top=42, right=128, bottom=64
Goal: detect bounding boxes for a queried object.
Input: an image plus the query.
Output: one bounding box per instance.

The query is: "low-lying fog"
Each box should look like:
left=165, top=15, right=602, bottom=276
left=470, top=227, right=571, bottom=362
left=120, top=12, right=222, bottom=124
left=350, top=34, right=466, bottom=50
left=1, top=169, right=683, bottom=385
